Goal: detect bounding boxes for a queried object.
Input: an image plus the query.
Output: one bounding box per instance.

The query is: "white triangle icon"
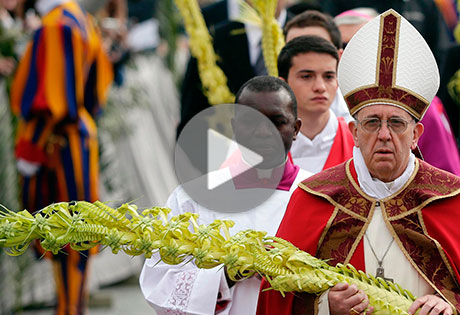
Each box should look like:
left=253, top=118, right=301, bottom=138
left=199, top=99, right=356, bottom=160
left=207, top=128, right=263, bottom=190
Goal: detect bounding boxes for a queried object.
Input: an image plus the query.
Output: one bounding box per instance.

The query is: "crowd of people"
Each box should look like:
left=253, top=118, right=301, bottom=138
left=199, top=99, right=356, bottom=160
left=2, top=0, right=460, bottom=314
left=142, top=0, right=460, bottom=315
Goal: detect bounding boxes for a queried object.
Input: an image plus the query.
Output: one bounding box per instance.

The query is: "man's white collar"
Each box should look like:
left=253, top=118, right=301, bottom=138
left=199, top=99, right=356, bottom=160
left=353, top=146, right=415, bottom=199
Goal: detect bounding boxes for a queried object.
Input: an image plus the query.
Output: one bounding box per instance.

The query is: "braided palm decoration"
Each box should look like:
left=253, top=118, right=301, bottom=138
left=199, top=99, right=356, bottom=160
left=0, top=201, right=417, bottom=314
left=243, top=0, right=285, bottom=76
left=173, top=0, right=234, bottom=105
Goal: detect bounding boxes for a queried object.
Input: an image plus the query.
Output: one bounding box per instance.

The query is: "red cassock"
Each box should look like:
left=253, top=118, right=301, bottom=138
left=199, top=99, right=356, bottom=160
left=257, top=159, right=460, bottom=314
left=323, top=117, right=354, bottom=170
left=288, top=116, right=354, bottom=171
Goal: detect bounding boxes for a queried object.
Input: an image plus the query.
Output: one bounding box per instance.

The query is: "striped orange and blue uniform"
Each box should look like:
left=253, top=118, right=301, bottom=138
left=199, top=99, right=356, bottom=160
left=10, top=2, right=113, bottom=314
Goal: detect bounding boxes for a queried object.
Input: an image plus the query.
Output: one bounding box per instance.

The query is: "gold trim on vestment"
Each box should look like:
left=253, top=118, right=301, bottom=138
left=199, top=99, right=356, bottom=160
left=297, top=182, right=368, bottom=222
left=418, top=210, right=458, bottom=313
left=343, top=159, right=460, bottom=314
left=344, top=10, right=430, bottom=119
left=298, top=157, right=460, bottom=312
left=316, top=206, right=339, bottom=254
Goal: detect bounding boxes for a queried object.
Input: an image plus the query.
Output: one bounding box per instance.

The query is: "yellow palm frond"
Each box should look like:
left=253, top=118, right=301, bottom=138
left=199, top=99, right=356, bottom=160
left=0, top=201, right=433, bottom=314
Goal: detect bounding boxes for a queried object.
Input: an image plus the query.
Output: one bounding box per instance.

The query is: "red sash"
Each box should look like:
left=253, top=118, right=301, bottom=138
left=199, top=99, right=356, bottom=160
left=323, top=116, right=354, bottom=170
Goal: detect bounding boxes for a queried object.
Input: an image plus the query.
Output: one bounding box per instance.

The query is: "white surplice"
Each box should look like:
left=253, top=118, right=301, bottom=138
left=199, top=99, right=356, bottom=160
left=290, top=110, right=338, bottom=174
left=140, top=167, right=311, bottom=315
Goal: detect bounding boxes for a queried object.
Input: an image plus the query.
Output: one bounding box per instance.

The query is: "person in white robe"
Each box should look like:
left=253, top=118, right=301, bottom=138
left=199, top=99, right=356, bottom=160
left=140, top=75, right=312, bottom=315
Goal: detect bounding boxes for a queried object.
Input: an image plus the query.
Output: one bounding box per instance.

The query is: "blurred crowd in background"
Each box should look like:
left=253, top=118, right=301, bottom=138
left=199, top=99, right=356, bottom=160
left=0, top=0, right=460, bottom=314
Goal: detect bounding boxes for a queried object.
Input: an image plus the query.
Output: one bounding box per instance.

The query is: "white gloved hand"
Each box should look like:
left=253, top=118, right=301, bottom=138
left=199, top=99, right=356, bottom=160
left=17, top=158, right=41, bottom=177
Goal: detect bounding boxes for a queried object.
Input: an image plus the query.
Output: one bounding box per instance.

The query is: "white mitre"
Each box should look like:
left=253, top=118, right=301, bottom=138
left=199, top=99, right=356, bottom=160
left=338, top=9, right=439, bottom=120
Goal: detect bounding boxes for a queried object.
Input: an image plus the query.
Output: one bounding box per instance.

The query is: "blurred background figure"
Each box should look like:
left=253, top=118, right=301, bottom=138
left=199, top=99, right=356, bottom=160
left=418, top=95, right=460, bottom=175
left=434, top=0, right=459, bottom=40
left=333, top=7, right=378, bottom=47
left=0, top=0, right=19, bottom=212
left=0, top=2, right=21, bottom=312
left=96, top=0, right=180, bottom=210
left=320, top=0, right=451, bottom=65
left=0, top=0, right=17, bottom=76
left=10, top=1, right=113, bottom=314
left=97, top=0, right=129, bottom=86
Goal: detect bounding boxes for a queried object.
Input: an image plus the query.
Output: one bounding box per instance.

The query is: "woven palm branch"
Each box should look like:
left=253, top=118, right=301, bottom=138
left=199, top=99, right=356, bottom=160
left=454, top=1, right=460, bottom=44
left=448, top=68, right=460, bottom=107
left=243, top=0, right=284, bottom=76
left=0, top=201, right=419, bottom=314
left=173, top=0, right=234, bottom=105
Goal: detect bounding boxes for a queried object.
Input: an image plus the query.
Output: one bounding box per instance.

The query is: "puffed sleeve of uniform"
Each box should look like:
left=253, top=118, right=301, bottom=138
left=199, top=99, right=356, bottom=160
left=10, top=11, right=112, bottom=164
left=139, top=186, right=234, bottom=315
left=10, top=26, right=62, bottom=164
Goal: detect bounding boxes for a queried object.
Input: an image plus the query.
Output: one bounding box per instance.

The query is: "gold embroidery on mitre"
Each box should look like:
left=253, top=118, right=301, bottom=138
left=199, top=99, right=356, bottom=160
left=344, top=10, right=430, bottom=119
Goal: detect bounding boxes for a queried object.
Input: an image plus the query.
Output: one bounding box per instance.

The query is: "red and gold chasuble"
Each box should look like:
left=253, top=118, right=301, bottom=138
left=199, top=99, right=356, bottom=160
left=257, top=159, right=460, bottom=314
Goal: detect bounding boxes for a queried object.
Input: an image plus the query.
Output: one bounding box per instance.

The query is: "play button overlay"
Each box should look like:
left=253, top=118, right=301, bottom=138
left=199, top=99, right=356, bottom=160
left=174, top=103, right=285, bottom=213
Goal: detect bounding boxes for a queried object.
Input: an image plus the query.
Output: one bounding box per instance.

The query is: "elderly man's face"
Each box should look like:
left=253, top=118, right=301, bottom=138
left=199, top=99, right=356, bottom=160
left=349, top=105, right=424, bottom=182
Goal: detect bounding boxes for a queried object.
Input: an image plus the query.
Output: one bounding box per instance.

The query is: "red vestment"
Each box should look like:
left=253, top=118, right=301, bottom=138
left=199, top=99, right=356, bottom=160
left=322, top=116, right=354, bottom=170
left=257, top=159, right=460, bottom=314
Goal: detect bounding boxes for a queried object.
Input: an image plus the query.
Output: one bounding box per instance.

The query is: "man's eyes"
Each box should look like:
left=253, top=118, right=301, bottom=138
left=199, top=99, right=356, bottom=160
left=389, top=118, right=406, bottom=127
left=273, top=119, right=288, bottom=126
left=364, top=119, right=380, bottom=126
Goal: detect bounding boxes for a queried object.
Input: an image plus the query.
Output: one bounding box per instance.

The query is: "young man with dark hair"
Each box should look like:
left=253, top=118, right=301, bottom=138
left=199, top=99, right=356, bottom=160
left=283, top=9, right=352, bottom=123
left=278, top=35, right=354, bottom=174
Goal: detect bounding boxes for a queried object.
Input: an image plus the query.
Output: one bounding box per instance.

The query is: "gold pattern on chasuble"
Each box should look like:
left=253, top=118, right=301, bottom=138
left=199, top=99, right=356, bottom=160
left=383, top=161, right=460, bottom=310
left=299, top=160, right=374, bottom=265
left=300, top=159, right=460, bottom=309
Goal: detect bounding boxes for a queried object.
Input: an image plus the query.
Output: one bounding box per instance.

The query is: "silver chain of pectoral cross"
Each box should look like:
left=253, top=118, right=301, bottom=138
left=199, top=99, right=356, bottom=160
left=364, top=233, right=394, bottom=282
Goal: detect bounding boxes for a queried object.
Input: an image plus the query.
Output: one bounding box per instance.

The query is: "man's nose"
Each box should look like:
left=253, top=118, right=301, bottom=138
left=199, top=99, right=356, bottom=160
left=377, top=121, right=392, bottom=141
left=313, top=77, right=326, bottom=92
left=254, top=121, right=273, bottom=137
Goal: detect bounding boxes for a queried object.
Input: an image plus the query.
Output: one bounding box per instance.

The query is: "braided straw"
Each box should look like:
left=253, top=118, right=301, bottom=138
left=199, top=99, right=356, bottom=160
left=0, top=201, right=419, bottom=314
left=454, top=0, right=460, bottom=44
left=173, top=0, right=234, bottom=105
left=244, top=0, right=285, bottom=76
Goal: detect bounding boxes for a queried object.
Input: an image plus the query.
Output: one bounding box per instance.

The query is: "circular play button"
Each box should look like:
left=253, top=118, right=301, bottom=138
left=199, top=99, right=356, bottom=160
left=174, top=103, right=286, bottom=213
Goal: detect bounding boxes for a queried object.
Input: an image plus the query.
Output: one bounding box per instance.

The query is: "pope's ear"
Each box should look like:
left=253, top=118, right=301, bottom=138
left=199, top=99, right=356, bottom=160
left=348, top=120, right=359, bottom=147
left=411, top=122, right=424, bottom=150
